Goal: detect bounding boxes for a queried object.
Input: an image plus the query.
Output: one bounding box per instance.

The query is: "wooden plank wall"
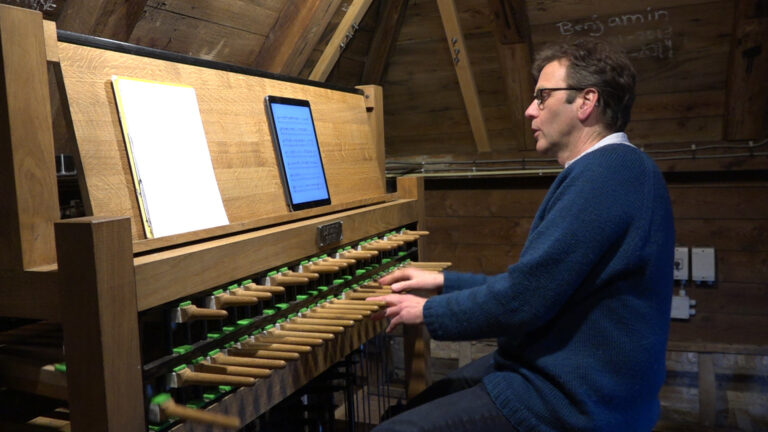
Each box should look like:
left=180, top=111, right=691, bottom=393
left=384, top=0, right=520, bottom=155
left=128, top=1, right=282, bottom=66
left=666, top=172, right=768, bottom=346
left=529, top=0, right=733, bottom=147
left=421, top=174, right=768, bottom=345
left=381, top=0, right=738, bottom=158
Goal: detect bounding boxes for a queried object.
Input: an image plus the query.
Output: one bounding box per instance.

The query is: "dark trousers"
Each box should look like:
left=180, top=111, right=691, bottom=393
left=373, top=353, right=515, bottom=431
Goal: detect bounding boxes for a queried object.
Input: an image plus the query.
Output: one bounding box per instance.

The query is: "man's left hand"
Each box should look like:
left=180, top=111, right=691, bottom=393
left=368, top=294, right=427, bottom=333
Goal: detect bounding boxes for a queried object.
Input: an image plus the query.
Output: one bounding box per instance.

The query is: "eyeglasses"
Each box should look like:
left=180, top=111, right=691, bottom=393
left=532, top=87, right=584, bottom=109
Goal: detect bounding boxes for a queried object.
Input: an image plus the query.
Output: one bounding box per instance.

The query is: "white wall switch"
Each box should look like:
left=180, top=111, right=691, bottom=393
left=673, top=247, right=689, bottom=282
left=691, top=247, right=716, bottom=284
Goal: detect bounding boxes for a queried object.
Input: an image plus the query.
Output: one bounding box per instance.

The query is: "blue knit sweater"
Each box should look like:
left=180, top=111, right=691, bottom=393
left=423, top=144, right=674, bottom=431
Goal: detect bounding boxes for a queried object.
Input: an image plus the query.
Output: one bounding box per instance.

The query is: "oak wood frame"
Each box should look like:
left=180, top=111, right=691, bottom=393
left=0, top=5, right=424, bottom=430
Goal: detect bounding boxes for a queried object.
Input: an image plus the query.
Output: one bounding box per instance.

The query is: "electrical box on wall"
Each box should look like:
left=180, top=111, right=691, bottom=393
left=671, top=295, right=696, bottom=320
left=691, top=247, right=716, bottom=284
left=673, top=247, right=689, bottom=282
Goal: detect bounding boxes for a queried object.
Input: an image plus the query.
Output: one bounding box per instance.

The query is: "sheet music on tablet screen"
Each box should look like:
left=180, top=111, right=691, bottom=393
left=268, top=99, right=330, bottom=209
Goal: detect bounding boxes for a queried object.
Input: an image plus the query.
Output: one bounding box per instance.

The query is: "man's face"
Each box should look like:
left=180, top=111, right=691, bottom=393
left=524, top=60, right=580, bottom=162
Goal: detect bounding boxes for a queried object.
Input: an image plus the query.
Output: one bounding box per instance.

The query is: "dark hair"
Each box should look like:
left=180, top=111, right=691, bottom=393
left=532, top=39, right=636, bottom=132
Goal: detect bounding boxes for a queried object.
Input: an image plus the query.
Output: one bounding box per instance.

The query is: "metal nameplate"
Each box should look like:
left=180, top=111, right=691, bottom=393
left=317, top=221, right=343, bottom=248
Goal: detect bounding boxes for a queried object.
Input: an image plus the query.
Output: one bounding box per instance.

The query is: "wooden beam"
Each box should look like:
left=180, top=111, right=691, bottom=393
left=436, top=0, right=491, bottom=152
left=725, top=0, right=768, bottom=140
left=361, top=0, right=410, bottom=84
left=55, top=0, right=147, bottom=41
left=309, top=0, right=374, bottom=82
left=496, top=43, right=535, bottom=151
left=0, top=269, right=60, bottom=320
left=0, top=5, right=59, bottom=271
left=253, top=0, right=342, bottom=76
left=697, top=353, right=716, bottom=426
left=397, top=176, right=427, bottom=269
left=356, top=85, right=387, bottom=191
left=488, top=0, right=535, bottom=150
left=404, top=323, right=432, bottom=399
left=43, top=19, right=59, bottom=62
left=398, top=175, right=432, bottom=400
left=487, top=0, right=530, bottom=44
left=56, top=217, right=145, bottom=432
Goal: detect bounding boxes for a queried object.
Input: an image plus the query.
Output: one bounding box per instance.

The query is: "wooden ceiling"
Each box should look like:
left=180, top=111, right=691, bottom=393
left=7, top=0, right=768, bottom=170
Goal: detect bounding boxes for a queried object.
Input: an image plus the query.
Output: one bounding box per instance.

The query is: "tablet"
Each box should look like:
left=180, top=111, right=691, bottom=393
left=264, top=96, right=331, bottom=211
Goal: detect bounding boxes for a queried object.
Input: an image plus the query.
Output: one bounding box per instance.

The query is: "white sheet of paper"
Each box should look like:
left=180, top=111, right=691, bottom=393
left=112, top=76, right=229, bottom=238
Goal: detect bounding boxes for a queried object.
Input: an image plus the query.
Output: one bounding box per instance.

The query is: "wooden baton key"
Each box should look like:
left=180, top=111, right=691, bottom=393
left=292, top=317, right=355, bottom=327
left=228, top=347, right=300, bottom=361
left=353, top=288, right=392, bottom=295
left=194, top=362, right=272, bottom=379
left=251, top=334, right=324, bottom=347
left=376, top=240, right=405, bottom=246
left=149, top=393, right=240, bottom=429
left=361, top=243, right=395, bottom=252
left=168, top=366, right=255, bottom=388
left=240, top=341, right=312, bottom=353
left=173, top=303, right=228, bottom=323
left=326, top=300, right=380, bottom=311
left=242, top=283, right=286, bottom=294
left=280, top=323, right=345, bottom=334
left=209, top=350, right=286, bottom=369
left=269, top=275, right=309, bottom=286
left=206, top=290, right=259, bottom=309
left=319, top=304, right=374, bottom=315
left=386, top=234, right=419, bottom=242
left=282, top=270, right=320, bottom=281
left=268, top=328, right=335, bottom=341
left=334, top=299, right=388, bottom=308
left=304, top=310, right=364, bottom=321
left=340, top=250, right=378, bottom=259
left=345, top=292, right=387, bottom=300
left=321, top=257, right=355, bottom=267
left=301, top=263, right=340, bottom=274
left=227, top=287, right=272, bottom=300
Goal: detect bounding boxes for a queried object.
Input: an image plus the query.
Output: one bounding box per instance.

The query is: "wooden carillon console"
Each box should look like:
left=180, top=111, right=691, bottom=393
left=0, top=5, right=437, bottom=431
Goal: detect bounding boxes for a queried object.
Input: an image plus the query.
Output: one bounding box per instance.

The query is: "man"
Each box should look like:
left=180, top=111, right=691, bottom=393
left=371, top=39, right=674, bottom=431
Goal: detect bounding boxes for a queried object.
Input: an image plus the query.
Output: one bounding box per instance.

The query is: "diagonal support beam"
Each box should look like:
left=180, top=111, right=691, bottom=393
left=488, top=0, right=530, bottom=44
left=253, top=0, right=342, bottom=76
left=309, top=0, right=374, bottom=82
left=436, top=0, right=491, bottom=152
left=361, top=0, right=410, bottom=84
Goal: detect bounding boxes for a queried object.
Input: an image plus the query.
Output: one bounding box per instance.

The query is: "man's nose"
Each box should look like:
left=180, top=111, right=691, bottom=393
left=524, top=100, right=539, bottom=119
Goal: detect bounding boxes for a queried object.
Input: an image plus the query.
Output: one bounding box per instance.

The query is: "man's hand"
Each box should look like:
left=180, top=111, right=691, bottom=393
left=377, top=268, right=444, bottom=294
left=369, top=294, right=427, bottom=333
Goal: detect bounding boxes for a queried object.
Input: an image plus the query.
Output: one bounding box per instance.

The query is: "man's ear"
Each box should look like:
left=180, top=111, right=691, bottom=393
left=577, top=88, right=599, bottom=121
